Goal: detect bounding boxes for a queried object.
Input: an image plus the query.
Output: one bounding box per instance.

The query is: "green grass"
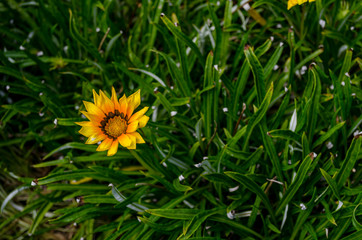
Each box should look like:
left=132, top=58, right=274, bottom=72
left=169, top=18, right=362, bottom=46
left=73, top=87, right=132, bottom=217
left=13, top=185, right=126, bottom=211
left=0, top=0, right=361, bottom=239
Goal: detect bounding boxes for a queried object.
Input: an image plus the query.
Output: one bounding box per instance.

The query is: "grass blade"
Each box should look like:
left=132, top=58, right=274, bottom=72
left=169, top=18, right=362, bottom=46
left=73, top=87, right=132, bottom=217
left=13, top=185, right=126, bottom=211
left=225, top=171, right=276, bottom=224
left=276, top=154, right=315, bottom=215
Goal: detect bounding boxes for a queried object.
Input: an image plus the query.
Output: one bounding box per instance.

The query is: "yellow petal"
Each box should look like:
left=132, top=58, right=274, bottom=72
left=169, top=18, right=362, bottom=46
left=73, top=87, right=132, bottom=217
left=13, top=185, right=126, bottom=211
left=96, top=138, right=113, bottom=151
left=79, top=126, right=100, bottom=137
left=127, top=134, right=137, bottom=149
left=83, top=101, right=105, bottom=117
left=129, top=132, right=145, bottom=144
left=119, top=94, right=128, bottom=116
left=118, top=134, right=131, bottom=147
left=111, top=87, right=121, bottom=112
left=129, top=107, right=149, bottom=122
left=128, top=89, right=141, bottom=108
left=75, top=121, right=94, bottom=127
left=288, top=0, right=298, bottom=9
left=138, top=115, right=149, bottom=128
left=107, top=140, right=119, bottom=156
left=126, top=104, right=135, bottom=119
left=81, top=111, right=102, bottom=124
left=99, top=90, right=114, bottom=114
left=126, top=121, right=139, bottom=133
left=127, top=89, right=141, bottom=117
left=86, top=134, right=107, bottom=144
left=93, top=89, right=101, bottom=107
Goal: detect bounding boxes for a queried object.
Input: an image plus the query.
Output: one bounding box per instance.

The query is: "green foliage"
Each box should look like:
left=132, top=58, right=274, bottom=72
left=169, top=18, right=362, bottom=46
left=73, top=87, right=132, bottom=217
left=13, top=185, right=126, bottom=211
left=0, top=0, right=361, bottom=239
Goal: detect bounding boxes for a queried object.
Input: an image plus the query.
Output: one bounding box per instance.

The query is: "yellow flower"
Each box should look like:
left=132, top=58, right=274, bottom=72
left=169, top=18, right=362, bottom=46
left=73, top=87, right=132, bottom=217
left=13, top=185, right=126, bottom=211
left=76, top=88, right=149, bottom=156
left=288, top=0, right=315, bottom=10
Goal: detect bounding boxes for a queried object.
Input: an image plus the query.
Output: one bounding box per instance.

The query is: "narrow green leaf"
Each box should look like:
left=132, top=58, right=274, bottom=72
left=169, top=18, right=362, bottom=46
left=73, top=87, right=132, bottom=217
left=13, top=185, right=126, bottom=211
left=312, top=122, right=345, bottom=149
left=156, top=92, right=175, bottom=112
left=28, top=201, right=53, bottom=234
left=254, top=39, right=272, bottom=57
left=180, top=208, right=224, bottom=240
left=337, top=49, right=353, bottom=120
left=330, top=218, right=352, bottom=240
left=228, top=125, right=247, bottom=147
left=147, top=173, right=178, bottom=194
left=57, top=118, right=84, bottom=126
left=336, top=137, right=361, bottom=188
left=243, top=146, right=264, bottom=169
left=1, top=185, right=30, bottom=213
left=152, top=50, right=190, bottom=97
left=282, top=160, right=300, bottom=171
left=209, top=216, right=263, bottom=239
left=129, top=68, right=167, bottom=88
left=248, top=182, right=267, bottom=228
left=138, top=217, right=182, bottom=232
left=160, top=14, right=205, bottom=67
left=225, top=172, right=276, bottom=224
left=348, top=114, right=362, bottom=137
left=144, top=0, right=165, bottom=64
left=113, top=62, right=154, bottom=94
left=82, top=195, right=118, bottom=204
left=170, top=97, right=190, bottom=107
left=302, top=132, right=310, bottom=159
left=268, top=129, right=301, bottom=144
left=202, top=173, right=235, bottom=187
left=51, top=205, right=121, bottom=224
left=32, top=158, right=69, bottom=167
left=174, top=22, right=193, bottom=97
left=110, top=184, right=147, bottom=212
left=267, top=219, right=281, bottom=234
left=276, top=154, right=315, bottom=215
left=207, top=3, right=222, bottom=65
left=320, top=168, right=341, bottom=200
left=37, top=169, right=119, bottom=185
left=306, top=67, right=321, bottom=144
left=224, top=147, right=250, bottom=160
left=243, top=83, right=273, bottom=151
left=340, top=230, right=362, bottom=240
left=288, top=28, right=296, bottom=91
left=146, top=209, right=201, bottom=220
left=0, top=199, right=44, bottom=229
left=259, top=122, right=283, bottom=181
left=47, top=184, right=109, bottom=191
left=232, top=61, right=250, bottom=115
left=43, top=142, right=97, bottom=160
left=294, top=49, right=324, bottom=71
left=68, top=10, right=103, bottom=63
left=352, top=204, right=362, bottom=231
left=244, top=46, right=266, bottom=106
left=264, top=44, right=284, bottom=77
left=173, top=178, right=192, bottom=192
left=203, top=52, right=214, bottom=141
left=321, top=200, right=337, bottom=226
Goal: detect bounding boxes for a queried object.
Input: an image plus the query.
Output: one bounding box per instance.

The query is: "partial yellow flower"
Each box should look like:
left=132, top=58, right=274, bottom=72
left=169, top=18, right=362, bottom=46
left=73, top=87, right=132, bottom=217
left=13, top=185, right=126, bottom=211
left=288, top=0, right=315, bottom=10
left=76, top=88, right=149, bottom=156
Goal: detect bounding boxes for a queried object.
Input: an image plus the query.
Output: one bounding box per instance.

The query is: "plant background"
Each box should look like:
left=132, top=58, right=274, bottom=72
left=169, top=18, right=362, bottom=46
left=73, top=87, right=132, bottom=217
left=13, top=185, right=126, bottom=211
left=0, top=0, right=361, bottom=239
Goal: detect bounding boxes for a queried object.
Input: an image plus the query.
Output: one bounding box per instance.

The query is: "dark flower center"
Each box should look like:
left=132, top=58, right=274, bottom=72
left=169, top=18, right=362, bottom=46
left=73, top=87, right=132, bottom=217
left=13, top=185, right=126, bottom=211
left=99, top=110, right=128, bottom=139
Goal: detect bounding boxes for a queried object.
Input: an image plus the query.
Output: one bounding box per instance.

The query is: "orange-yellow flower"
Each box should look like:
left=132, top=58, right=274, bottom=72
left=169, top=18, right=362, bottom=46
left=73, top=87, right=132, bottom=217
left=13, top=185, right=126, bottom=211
left=288, top=0, right=315, bottom=10
left=76, top=88, right=149, bottom=156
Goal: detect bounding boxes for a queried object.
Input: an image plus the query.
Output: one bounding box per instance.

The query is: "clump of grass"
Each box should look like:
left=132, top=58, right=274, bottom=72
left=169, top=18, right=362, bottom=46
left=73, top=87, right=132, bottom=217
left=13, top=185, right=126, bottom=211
left=0, top=0, right=361, bottom=239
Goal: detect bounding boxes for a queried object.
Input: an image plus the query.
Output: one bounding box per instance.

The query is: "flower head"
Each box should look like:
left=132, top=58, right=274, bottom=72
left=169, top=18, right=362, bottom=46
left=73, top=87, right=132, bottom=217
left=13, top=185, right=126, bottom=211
left=76, top=88, right=149, bottom=156
left=288, top=0, right=315, bottom=10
